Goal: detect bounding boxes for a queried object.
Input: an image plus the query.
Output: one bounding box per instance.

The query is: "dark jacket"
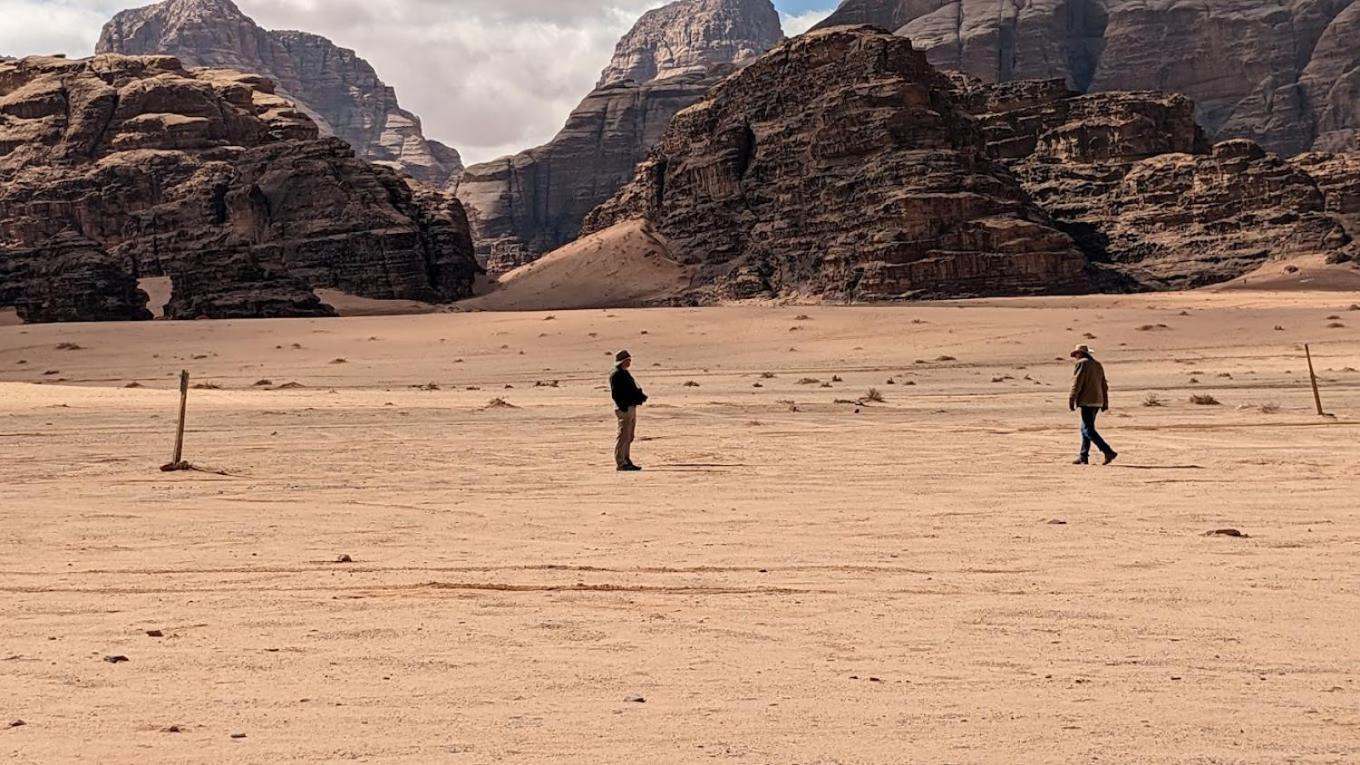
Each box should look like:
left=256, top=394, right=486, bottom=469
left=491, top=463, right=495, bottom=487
left=1070, top=357, right=1109, bottom=409
left=610, top=365, right=648, bottom=411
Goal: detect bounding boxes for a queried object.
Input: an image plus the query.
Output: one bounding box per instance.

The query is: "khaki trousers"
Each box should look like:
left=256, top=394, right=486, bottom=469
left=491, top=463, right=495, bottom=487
left=615, top=407, right=637, bottom=468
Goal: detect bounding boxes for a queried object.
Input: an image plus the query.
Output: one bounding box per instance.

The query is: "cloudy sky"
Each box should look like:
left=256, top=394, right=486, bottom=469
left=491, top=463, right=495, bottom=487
left=0, top=0, right=837, bottom=163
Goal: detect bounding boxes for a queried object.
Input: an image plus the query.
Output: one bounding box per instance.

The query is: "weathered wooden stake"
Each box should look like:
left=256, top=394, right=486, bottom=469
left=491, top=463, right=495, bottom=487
left=1305, top=344, right=1325, bottom=417
left=162, top=370, right=191, bottom=471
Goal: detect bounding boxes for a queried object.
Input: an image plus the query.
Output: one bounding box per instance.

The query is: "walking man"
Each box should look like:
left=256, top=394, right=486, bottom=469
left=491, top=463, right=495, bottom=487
left=1069, top=344, right=1118, bottom=465
left=610, top=350, right=648, bottom=472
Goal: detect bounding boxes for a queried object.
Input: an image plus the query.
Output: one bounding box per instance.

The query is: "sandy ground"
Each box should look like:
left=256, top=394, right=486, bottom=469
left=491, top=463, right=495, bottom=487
left=2, top=292, right=1359, bottom=764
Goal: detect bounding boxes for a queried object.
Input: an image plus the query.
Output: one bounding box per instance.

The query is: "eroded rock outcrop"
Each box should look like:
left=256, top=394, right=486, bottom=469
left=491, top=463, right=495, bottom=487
left=815, top=0, right=1360, bottom=155
left=97, top=0, right=463, bottom=186
left=585, top=27, right=1090, bottom=301
left=954, top=77, right=1355, bottom=287
left=0, top=54, right=480, bottom=322
left=456, top=0, right=784, bottom=273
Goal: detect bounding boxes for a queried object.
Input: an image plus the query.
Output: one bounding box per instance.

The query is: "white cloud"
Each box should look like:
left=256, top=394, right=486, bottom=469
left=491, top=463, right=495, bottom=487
left=780, top=9, right=831, bottom=36
left=0, top=1, right=829, bottom=164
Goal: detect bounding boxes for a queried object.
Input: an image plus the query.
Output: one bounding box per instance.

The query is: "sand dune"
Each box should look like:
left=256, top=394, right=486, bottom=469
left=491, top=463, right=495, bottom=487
left=464, top=221, right=694, bottom=311
left=1, top=292, right=1358, bottom=763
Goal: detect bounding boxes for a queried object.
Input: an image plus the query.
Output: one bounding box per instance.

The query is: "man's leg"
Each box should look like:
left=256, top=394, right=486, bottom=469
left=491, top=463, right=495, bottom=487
left=615, top=408, right=636, bottom=469
left=1082, top=407, right=1113, bottom=457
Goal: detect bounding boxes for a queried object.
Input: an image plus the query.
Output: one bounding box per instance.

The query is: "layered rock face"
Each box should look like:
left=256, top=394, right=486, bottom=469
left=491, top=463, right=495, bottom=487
left=597, top=0, right=785, bottom=86
left=97, top=0, right=462, bottom=187
left=585, top=27, right=1090, bottom=301
left=457, top=0, right=783, bottom=273
left=0, top=54, right=480, bottom=322
left=815, top=0, right=1360, bottom=155
left=955, top=77, right=1355, bottom=287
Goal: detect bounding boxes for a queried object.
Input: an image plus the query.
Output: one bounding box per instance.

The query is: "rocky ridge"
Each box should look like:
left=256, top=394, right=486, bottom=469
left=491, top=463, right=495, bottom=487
left=0, top=54, right=480, bottom=323
left=953, top=77, right=1354, bottom=287
left=97, top=0, right=463, bottom=186
left=586, top=26, right=1358, bottom=301
left=815, top=0, right=1360, bottom=155
left=456, top=0, right=784, bottom=273
left=586, top=27, right=1091, bottom=301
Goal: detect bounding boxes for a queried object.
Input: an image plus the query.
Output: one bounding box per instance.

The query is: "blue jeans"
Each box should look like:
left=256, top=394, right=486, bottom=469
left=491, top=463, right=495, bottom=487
left=1080, top=406, right=1113, bottom=460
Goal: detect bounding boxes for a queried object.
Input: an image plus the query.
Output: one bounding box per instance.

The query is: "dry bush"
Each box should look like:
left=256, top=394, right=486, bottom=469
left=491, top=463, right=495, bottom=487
left=1143, top=393, right=1166, bottom=408
left=1190, top=394, right=1221, bottom=406
left=863, top=388, right=885, bottom=404
left=1259, top=403, right=1281, bottom=414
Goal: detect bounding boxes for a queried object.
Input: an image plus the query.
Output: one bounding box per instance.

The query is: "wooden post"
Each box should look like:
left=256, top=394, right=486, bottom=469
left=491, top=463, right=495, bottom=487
left=162, top=370, right=191, bottom=471
left=1305, top=344, right=1324, bottom=417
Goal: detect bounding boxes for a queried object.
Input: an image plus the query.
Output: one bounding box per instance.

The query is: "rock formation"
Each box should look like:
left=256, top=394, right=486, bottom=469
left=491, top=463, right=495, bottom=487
left=456, top=0, right=784, bottom=273
left=586, top=26, right=1359, bottom=301
left=953, top=76, right=1355, bottom=287
left=0, top=54, right=480, bottom=322
left=814, top=0, right=1360, bottom=155
left=585, top=27, right=1090, bottom=301
left=97, top=0, right=463, bottom=187
left=597, top=0, right=785, bottom=87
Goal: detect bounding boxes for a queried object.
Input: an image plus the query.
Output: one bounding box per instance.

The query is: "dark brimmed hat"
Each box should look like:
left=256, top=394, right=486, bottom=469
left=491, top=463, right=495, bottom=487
left=615, top=350, right=632, bottom=363
left=1070, top=344, right=1091, bottom=358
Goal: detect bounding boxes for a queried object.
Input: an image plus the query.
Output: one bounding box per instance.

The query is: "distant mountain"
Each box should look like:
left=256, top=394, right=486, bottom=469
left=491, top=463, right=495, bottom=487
left=97, top=0, right=463, bottom=186
left=814, top=0, right=1360, bottom=155
left=456, top=0, right=784, bottom=273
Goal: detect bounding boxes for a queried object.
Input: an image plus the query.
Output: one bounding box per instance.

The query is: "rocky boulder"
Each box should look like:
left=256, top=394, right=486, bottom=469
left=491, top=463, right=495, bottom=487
left=815, top=0, right=1360, bottom=155
left=585, top=27, right=1090, bottom=301
left=0, top=54, right=481, bottom=322
left=97, top=0, right=463, bottom=187
left=457, top=0, right=784, bottom=273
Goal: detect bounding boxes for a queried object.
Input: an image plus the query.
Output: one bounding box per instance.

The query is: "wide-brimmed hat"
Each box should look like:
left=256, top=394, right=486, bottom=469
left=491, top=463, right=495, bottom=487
left=615, top=350, right=632, bottom=363
left=1070, top=344, right=1091, bottom=358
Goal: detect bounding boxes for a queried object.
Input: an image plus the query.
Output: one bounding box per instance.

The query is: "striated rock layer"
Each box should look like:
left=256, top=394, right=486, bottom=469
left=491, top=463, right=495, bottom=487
left=815, top=0, right=1360, bottom=155
left=97, top=0, right=463, bottom=187
left=457, top=0, right=784, bottom=273
left=953, top=77, right=1356, bottom=287
left=0, top=54, right=480, bottom=323
left=585, top=27, right=1090, bottom=302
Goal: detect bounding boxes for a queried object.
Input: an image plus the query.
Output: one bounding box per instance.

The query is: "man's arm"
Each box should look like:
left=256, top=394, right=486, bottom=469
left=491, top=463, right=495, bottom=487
left=1069, top=362, right=1083, bottom=411
left=1101, top=372, right=1110, bottom=412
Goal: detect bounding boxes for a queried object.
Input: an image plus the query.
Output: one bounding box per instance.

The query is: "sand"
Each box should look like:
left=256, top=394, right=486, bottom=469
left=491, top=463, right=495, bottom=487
left=2, top=292, right=1359, bottom=763
left=464, top=221, right=694, bottom=311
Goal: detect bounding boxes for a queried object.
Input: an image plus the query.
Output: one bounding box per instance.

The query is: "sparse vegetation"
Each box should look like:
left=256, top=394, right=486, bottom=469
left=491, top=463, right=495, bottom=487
left=1259, top=403, right=1281, bottom=414
left=684, top=381, right=701, bottom=387
left=330, top=358, right=348, bottom=364
left=935, top=355, right=957, bottom=362
left=1143, top=393, right=1166, bottom=407
left=1327, top=322, right=1345, bottom=329
left=192, top=383, right=222, bottom=390
left=253, top=380, right=273, bottom=387
left=760, top=372, right=777, bottom=379
left=797, top=378, right=820, bottom=385
left=1190, top=394, right=1221, bottom=406
left=794, top=314, right=812, bottom=321
left=863, top=388, right=885, bottom=404
left=55, top=342, right=83, bottom=351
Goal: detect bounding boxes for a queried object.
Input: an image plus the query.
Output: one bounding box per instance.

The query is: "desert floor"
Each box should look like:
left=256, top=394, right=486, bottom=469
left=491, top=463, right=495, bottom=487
left=2, top=293, right=1359, bottom=764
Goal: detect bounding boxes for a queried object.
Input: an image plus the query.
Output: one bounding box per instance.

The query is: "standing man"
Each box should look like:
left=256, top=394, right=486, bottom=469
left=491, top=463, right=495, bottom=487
left=1069, top=344, right=1118, bottom=465
left=610, top=350, right=648, bottom=472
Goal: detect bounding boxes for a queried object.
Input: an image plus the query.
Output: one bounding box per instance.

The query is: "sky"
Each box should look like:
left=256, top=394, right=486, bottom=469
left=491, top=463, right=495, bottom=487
left=0, top=0, right=838, bottom=164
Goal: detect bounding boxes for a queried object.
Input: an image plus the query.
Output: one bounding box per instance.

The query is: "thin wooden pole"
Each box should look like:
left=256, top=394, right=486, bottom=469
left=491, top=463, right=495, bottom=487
left=1305, top=344, right=1324, bottom=416
left=164, top=370, right=190, bottom=470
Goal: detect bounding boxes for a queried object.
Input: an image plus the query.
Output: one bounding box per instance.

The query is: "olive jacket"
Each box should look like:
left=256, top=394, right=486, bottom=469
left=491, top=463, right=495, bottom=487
left=1070, top=357, right=1110, bottom=409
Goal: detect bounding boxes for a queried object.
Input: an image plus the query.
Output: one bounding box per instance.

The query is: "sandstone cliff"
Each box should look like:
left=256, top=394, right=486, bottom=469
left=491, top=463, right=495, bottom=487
left=97, top=0, right=462, bottom=187
left=597, top=0, right=784, bottom=87
left=456, top=0, right=784, bottom=273
left=953, top=76, right=1355, bottom=287
left=0, top=55, right=480, bottom=323
left=815, top=0, right=1360, bottom=155
left=585, top=27, right=1090, bottom=301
